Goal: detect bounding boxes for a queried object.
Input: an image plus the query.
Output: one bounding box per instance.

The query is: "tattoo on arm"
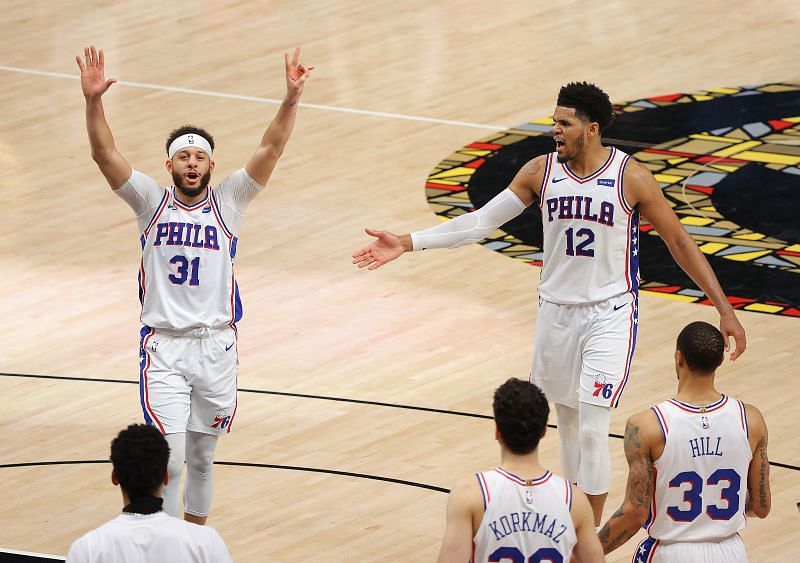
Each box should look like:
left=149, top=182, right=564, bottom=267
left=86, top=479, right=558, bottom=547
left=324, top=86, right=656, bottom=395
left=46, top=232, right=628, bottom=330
left=600, top=420, right=654, bottom=554
left=758, top=435, right=769, bottom=508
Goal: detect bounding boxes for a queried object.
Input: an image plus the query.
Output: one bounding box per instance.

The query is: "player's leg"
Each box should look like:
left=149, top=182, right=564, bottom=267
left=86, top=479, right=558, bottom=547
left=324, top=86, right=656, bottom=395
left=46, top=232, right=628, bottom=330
left=531, top=299, right=584, bottom=482
left=184, top=430, right=219, bottom=525
left=183, top=327, right=238, bottom=523
left=577, top=291, right=637, bottom=524
left=139, top=328, right=191, bottom=517
left=576, top=401, right=612, bottom=525
left=554, top=403, right=580, bottom=483
left=164, top=432, right=186, bottom=516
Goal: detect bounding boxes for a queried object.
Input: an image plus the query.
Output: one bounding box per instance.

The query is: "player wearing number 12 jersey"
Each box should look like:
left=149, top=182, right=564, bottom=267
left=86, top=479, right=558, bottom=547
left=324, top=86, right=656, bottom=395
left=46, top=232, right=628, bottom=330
left=437, top=378, right=603, bottom=563
left=77, top=44, right=313, bottom=525
left=353, top=82, right=746, bottom=525
left=598, top=322, right=770, bottom=562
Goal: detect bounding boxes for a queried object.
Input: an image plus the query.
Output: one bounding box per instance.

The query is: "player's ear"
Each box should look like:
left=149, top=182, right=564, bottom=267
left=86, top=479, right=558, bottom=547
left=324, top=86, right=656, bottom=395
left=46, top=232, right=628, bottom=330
left=165, top=159, right=173, bottom=173
left=494, top=424, right=502, bottom=442
left=163, top=469, right=169, bottom=486
left=209, top=159, right=215, bottom=173
left=111, top=471, right=120, bottom=486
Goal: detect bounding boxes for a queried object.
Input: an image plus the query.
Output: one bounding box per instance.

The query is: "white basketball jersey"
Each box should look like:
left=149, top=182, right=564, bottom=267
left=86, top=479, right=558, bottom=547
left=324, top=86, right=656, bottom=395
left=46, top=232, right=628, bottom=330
left=538, top=147, right=639, bottom=304
left=473, top=469, right=577, bottom=563
left=138, top=188, right=238, bottom=330
left=66, top=511, right=232, bottom=562
left=116, top=168, right=263, bottom=331
left=648, top=396, right=752, bottom=543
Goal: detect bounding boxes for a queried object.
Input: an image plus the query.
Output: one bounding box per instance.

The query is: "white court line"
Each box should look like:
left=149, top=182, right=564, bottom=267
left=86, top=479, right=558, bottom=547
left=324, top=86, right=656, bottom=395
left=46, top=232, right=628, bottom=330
left=0, top=547, right=63, bottom=559
left=0, top=64, right=508, bottom=131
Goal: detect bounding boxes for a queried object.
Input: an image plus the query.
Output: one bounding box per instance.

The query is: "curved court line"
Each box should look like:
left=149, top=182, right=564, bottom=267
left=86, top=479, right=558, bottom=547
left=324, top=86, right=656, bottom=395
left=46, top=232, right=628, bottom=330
left=0, top=460, right=448, bottom=493
left=5, top=371, right=799, bottom=471
left=0, top=64, right=506, bottom=131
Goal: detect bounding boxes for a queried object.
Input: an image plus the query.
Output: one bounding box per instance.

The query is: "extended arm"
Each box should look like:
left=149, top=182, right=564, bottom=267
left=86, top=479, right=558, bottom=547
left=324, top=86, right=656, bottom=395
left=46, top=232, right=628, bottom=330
left=76, top=45, right=132, bottom=189
left=436, top=477, right=481, bottom=563
left=352, top=156, right=544, bottom=270
left=626, top=160, right=746, bottom=360
left=744, top=404, right=771, bottom=518
left=245, top=48, right=313, bottom=186
left=598, top=412, right=657, bottom=554
left=570, top=487, right=605, bottom=562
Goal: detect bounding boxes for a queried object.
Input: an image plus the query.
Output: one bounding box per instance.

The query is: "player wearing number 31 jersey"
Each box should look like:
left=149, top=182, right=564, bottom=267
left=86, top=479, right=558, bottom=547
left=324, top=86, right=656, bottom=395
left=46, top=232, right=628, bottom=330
left=598, top=322, right=770, bottom=562
left=77, top=44, right=313, bottom=525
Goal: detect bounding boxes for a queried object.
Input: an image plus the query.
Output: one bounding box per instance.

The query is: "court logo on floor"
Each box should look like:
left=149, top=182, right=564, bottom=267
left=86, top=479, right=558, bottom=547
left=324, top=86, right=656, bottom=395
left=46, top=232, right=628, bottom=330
left=426, top=84, right=800, bottom=317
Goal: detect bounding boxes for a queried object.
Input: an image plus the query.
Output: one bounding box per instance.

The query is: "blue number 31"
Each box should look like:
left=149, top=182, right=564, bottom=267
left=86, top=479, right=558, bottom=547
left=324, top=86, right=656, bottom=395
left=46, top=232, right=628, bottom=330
left=168, top=255, right=200, bottom=286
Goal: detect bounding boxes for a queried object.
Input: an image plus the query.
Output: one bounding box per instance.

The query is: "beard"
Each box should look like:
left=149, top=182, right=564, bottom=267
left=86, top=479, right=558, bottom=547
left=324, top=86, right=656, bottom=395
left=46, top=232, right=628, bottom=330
left=172, top=169, right=212, bottom=199
left=555, top=135, right=585, bottom=163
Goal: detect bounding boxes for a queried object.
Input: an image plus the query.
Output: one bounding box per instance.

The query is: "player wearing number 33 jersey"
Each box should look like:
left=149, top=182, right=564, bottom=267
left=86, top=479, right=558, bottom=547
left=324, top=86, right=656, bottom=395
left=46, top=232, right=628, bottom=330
left=598, top=322, right=770, bottom=562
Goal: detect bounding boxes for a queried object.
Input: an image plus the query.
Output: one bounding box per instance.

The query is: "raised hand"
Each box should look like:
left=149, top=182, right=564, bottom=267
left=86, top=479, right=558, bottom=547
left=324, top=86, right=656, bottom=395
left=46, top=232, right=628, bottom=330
left=284, top=47, right=313, bottom=99
left=76, top=45, right=117, bottom=99
left=352, top=228, right=407, bottom=270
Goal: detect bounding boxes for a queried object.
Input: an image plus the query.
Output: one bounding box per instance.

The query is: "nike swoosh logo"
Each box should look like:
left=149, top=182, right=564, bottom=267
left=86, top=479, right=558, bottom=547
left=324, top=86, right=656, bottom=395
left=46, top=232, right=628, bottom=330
left=551, top=177, right=567, bottom=183
left=613, top=304, right=627, bottom=311
left=225, top=343, right=234, bottom=351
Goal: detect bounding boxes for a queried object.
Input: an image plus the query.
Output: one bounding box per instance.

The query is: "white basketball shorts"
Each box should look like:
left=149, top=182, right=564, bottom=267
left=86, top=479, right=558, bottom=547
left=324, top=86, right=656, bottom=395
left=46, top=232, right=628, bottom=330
left=633, top=533, right=748, bottom=563
left=531, top=291, right=637, bottom=408
left=139, top=325, right=238, bottom=435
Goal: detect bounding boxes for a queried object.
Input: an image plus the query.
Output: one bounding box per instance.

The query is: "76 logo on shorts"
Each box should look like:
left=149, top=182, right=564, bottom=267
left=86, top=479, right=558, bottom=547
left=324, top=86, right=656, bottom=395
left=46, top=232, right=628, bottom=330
left=211, top=409, right=232, bottom=430
left=593, top=381, right=614, bottom=399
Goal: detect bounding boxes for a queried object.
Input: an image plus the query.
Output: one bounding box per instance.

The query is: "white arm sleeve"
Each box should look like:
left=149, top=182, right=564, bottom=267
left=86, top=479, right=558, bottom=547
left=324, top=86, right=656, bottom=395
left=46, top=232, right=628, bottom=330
left=115, top=170, right=167, bottom=233
left=410, top=188, right=526, bottom=251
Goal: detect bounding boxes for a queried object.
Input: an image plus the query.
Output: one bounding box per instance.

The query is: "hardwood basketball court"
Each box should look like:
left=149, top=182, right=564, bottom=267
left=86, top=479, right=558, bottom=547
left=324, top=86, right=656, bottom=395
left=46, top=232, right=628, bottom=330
left=1, top=1, right=798, bottom=561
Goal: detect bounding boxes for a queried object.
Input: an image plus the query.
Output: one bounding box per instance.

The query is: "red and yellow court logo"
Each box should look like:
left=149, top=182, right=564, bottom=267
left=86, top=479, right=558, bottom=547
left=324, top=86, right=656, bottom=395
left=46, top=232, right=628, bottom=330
left=426, top=84, right=800, bottom=317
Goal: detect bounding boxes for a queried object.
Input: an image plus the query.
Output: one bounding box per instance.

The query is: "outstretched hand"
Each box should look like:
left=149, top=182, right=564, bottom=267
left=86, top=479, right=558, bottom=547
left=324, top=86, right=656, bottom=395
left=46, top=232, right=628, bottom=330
left=285, top=47, right=313, bottom=99
left=76, top=45, right=117, bottom=99
left=720, top=312, right=746, bottom=361
left=352, top=228, right=406, bottom=270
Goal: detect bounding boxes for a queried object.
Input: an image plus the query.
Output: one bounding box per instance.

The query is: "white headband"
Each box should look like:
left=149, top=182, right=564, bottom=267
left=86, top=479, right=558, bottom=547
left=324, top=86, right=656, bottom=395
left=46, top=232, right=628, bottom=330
left=168, top=133, right=213, bottom=159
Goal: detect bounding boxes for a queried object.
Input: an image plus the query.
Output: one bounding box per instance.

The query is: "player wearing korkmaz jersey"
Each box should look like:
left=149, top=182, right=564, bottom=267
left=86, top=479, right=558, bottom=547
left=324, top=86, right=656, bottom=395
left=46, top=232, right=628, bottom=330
left=437, top=378, right=603, bottom=563
left=353, top=82, right=746, bottom=525
left=598, top=322, right=770, bottom=562
left=77, top=45, right=313, bottom=525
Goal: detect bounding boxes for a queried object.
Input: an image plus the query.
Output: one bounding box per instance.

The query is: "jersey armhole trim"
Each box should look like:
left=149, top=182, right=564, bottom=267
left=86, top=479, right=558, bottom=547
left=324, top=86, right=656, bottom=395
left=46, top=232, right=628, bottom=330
left=617, top=155, right=634, bottom=214
left=652, top=405, right=668, bottom=441
left=476, top=472, right=490, bottom=510
left=210, top=191, right=235, bottom=240
left=738, top=400, right=749, bottom=439
left=143, top=189, right=170, bottom=236
left=565, top=480, right=573, bottom=510
left=537, top=153, right=554, bottom=209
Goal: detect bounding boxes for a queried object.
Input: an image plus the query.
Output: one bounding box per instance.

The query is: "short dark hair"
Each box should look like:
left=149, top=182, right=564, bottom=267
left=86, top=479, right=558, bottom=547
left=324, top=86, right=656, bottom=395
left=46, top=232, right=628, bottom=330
left=493, top=378, right=550, bottom=455
left=165, top=125, right=215, bottom=155
left=676, top=321, right=725, bottom=374
left=110, top=424, right=170, bottom=500
left=556, top=82, right=615, bottom=132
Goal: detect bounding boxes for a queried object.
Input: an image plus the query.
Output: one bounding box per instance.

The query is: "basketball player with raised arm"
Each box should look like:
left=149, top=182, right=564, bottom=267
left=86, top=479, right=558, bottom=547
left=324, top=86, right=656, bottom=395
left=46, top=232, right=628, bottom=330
left=353, top=82, right=746, bottom=525
left=437, top=378, right=603, bottom=563
left=76, top=45, right=312, bottom=524
left=598, top=321, right=770, bottom=561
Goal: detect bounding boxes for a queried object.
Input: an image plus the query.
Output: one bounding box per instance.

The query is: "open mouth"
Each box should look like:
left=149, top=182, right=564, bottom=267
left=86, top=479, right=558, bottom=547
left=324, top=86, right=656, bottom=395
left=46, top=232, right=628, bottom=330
left=554, top=139, right=565, bottom=150
left=185, top=171, right=200, bottom=183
